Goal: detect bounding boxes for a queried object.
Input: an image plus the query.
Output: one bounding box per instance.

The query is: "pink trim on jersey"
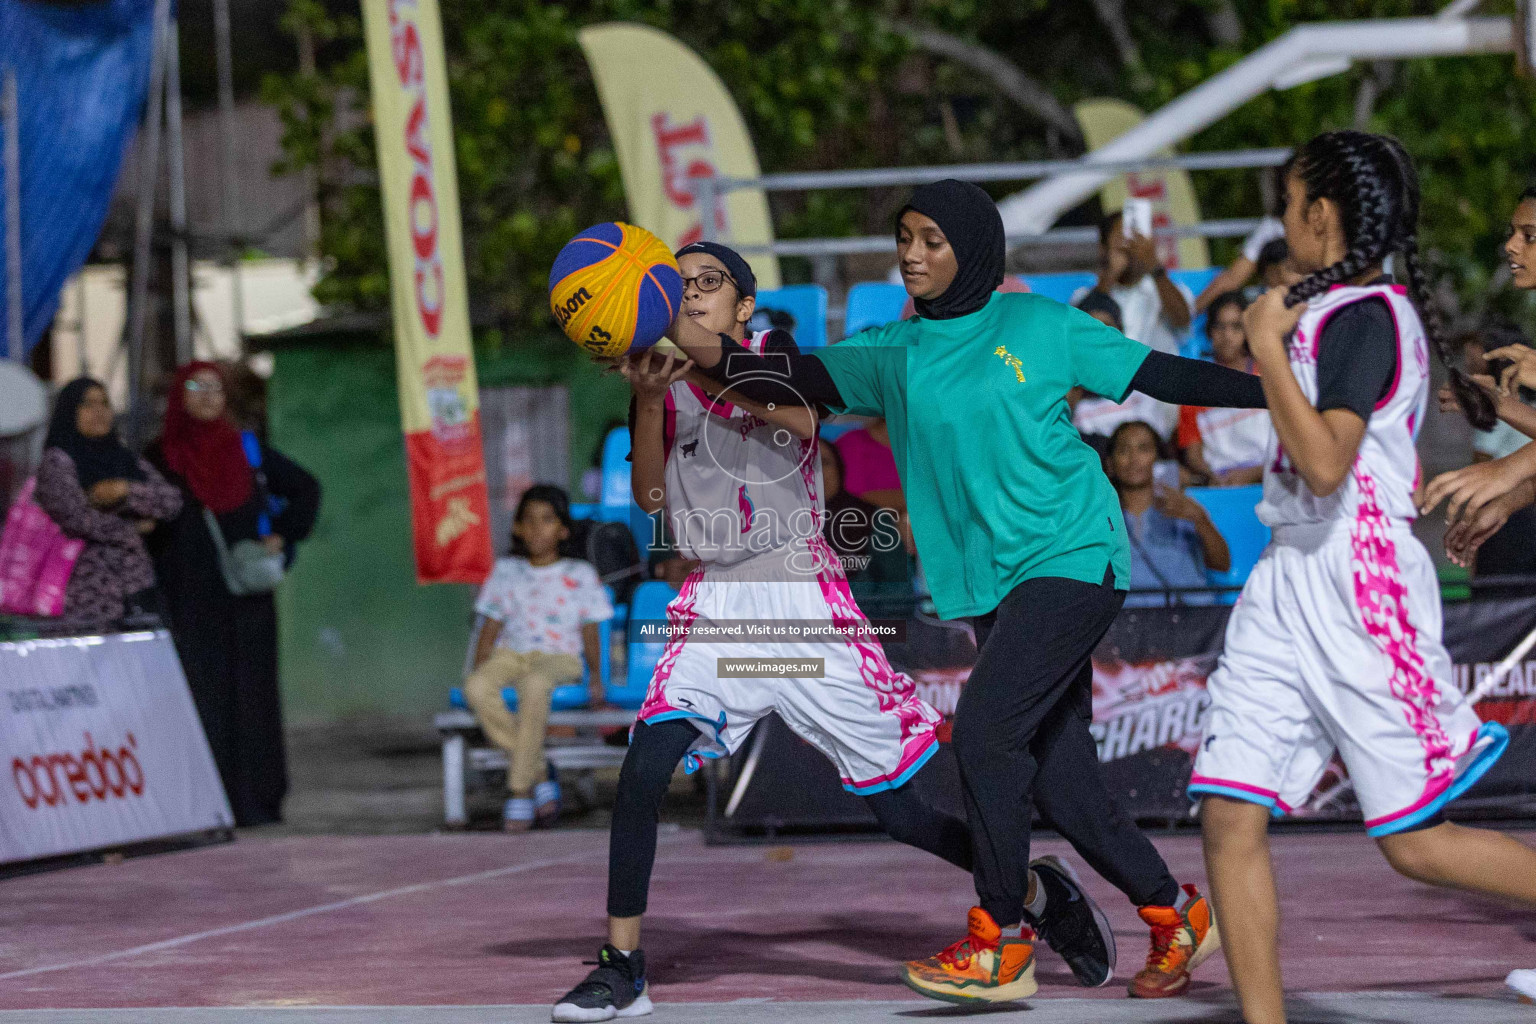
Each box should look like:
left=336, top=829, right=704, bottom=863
left=686, top=380, right=737, bottom=420
left=804, top=533, right=941, bottom=749
left=1362, top=726, right=1481, bottom=829
left=1188, top=774, right=1279, bottom=801
left=1373, top=296, right=1405, bottom=411
left=679, top=330, right=771, bottom=420
left=1348, top=472, right=1454, bottom=787
left=638, top=567, right=704, bottom=719
left=1325, top=283, right=1408, bottom=295
left=662, top=389, right=677, bottom=463
left=1294, top=302, right=1345, bottom=365
left=797, top=435, right=821, bottom=507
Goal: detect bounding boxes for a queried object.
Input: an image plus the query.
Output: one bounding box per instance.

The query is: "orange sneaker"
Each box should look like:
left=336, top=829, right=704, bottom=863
left=1128, top=884, right=1221, bottom=998
left=901, top=907, right=1037, bottom=1004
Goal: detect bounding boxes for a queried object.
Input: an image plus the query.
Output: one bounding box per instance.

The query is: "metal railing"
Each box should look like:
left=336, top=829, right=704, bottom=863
left=691, top=147, right=1292, bottom=255
left=731, top=217, right=1268, bottom=259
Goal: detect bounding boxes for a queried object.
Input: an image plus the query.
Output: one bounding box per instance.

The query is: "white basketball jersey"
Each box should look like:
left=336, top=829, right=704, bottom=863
left=662, top=330, right=824, bottom=567
left=1257, top=283, right=1428, bottom=529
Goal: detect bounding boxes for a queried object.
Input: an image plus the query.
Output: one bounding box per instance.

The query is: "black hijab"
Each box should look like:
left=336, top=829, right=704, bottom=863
left=44, top=378, right=145, bottom=489
left=896, top=179, right=1006, bottom=320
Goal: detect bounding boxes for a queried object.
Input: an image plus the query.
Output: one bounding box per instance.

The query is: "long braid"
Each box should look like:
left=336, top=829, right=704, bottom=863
left=1285, top=131, right=1494, bottom=430
left=1382, top=136, right=1497, bottom=430
left=1284, top=132, right=1399, bottom=307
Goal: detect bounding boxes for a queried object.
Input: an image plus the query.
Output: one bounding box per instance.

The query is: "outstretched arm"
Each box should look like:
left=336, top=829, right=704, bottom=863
left=1439, top=375, right=1536, bottom=441
left=1421, top=444, right=1536, bottom=531
left=1128, top=350, right=1266, bottom=409
left=1195, top=258, right=1256, bottom=313
left=683, top=367, right=817, bottom=439
left=670, top=312, right=845, bottom=409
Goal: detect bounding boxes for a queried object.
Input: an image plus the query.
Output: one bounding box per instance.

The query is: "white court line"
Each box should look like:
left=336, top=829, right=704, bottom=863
left=0, top=847, right=605, bottom=984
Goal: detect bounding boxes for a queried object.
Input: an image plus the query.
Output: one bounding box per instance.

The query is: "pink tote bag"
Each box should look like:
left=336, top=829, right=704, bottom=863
left=0, top=478, right=84, bottom=617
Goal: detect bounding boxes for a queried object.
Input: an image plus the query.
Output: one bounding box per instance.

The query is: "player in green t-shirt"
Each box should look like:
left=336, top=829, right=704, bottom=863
left=667, top=179, right=1264, bottom=1003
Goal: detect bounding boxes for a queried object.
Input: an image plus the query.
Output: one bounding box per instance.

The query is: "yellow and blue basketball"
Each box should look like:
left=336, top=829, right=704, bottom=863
left=548, top=222, right=683, bottom=358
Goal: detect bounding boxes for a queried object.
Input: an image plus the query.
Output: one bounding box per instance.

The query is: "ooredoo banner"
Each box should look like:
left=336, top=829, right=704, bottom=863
left=361, top=0, right=494, bottom=584
left=0, top=631, right=232, bottom=865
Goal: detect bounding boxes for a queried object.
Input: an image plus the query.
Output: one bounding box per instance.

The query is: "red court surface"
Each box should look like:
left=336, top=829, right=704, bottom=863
left=4, top=827, right=1535, bottom=1022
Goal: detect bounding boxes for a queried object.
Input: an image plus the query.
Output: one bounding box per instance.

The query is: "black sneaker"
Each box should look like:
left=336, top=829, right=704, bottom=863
left=552, top=944, right=652, bottom=1022
left=1026, top=855, right=1117, bottom=987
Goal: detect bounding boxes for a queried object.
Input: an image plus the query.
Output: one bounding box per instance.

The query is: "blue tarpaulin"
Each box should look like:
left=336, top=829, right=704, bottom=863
left=0, top=0, right=156, bottom=358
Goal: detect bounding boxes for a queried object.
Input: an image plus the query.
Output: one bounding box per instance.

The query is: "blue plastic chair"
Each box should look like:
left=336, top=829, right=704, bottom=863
left=842, top=282, right=909, bottom=337
left=599, top=426, right=632, bottom=520
left=611, top=580, right=680, bottom=709
left=597, top=425, right=657, bottom=556
left=1169, top=267, right=1224, bottom=360
left=1186, top=484, right=1270, bottom=595
left=753, top=284, right=828, bottom=349
left=1019, top=271, right=1098, bottom=307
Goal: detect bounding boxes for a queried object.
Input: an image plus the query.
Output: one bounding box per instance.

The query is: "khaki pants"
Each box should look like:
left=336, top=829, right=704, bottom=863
left=463, top=649, right=583, bottom=795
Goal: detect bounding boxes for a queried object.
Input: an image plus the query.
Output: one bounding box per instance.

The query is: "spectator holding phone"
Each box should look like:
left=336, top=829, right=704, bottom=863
left=1178, top=292, right=1271, bottom=486
left=1090, top=206, right=1194, bottom=353
left=1106, top=420, right=1229, bottom=607
left=1070, top=209, right=1194, bottom=442
left=33, top=378, right=181, bottom=626
left=1194, top=211, right=1286, bottom=312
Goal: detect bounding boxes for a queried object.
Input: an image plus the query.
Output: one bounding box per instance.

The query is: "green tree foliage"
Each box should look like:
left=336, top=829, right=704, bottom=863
left=265, top=0, right=1536, bottom=344
left=265, top=0, right=926, bottom=355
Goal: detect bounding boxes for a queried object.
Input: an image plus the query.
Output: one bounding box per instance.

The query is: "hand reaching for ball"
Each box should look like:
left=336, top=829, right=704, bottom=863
left=620, top=349, right=695, bottom=406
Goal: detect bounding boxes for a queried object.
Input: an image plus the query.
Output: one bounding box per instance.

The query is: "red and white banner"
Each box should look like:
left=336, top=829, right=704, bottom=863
left=361, top=0, right=494, bottom=584
left=0, top=631, right=232, bottom=864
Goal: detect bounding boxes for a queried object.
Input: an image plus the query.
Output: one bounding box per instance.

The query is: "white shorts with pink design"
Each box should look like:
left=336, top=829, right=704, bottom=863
left=1190, top=516, right=1507, bottom=837
left=637, top=538, right=941, bottom=795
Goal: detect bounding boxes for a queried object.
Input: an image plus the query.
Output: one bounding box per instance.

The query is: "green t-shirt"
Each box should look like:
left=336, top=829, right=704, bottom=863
left=815, top=291, right=1150, bottom=619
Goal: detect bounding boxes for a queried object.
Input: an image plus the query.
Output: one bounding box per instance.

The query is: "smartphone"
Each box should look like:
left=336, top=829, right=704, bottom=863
left=1153, top=459, right=1182, bottom=492
left=1122, top=198, right=1154, bottom=239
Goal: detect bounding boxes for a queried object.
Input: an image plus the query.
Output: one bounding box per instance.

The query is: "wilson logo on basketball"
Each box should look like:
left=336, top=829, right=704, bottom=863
left=554, top=287, right=592, bottom=328
left=12, top=732, right=145, bottom=810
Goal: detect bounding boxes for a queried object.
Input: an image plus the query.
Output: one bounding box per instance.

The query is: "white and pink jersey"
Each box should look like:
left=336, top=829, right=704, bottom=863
left=1257, top=282, right=1429, bottom=530
left=662, top=329, right=823, bottom=569
left=1193, top=281, right=1507, bottom=837
left=640, top=330, right=942, bottom=794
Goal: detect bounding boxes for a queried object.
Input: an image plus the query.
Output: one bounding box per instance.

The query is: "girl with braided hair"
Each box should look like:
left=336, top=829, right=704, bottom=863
left=1192, top=129, right=1536, bottom=1024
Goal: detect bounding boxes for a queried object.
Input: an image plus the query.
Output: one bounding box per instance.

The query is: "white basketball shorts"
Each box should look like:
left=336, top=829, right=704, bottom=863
left=637, top=537, right=941, bottom=794
left=1190, top=517, right=1506, bottom=837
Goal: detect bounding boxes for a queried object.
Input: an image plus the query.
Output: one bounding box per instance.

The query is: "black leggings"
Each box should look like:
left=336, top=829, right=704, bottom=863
left=607, top=718, right=972, bottom=918
left=955, top=570, right=1180, bottom=927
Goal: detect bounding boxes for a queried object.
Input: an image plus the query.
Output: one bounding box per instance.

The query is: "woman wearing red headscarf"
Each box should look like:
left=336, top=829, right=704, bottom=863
left=148, top=362, right=320, bottom=827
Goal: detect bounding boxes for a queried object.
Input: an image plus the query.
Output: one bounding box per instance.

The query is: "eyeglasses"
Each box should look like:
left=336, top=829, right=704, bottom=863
left=184, top=379, right=224, bottom=394
left=681, top=270, right=736, bottom=294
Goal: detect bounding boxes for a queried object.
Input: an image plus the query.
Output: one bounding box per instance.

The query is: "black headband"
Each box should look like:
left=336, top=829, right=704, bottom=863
left=675, top=241, right=757, bottom=298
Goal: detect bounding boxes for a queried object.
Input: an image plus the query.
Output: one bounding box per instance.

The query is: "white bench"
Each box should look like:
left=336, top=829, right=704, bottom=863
left=434, top=707, right=637, bottom=827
